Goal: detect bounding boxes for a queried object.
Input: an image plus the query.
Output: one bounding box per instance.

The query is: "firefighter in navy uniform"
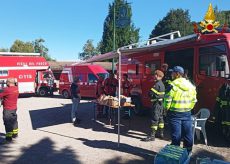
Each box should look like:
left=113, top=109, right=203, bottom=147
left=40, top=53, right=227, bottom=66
left=0, top=78, right=19, bottom=143
left=142, top=70, right=165, bottom=141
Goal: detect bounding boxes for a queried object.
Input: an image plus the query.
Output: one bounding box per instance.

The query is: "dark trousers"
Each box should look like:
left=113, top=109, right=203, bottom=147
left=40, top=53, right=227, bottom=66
left=168, top=111, right=193, bottom=152
left=3, top=109, right=18, bottom=138
left=151, top=102, right=164, bottom=129
left=97, top=104, right=104, bottom=115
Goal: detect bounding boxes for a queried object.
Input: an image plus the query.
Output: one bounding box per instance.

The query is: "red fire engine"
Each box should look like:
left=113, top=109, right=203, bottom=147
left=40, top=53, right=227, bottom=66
left=84, top=5, right=230, bottom=140
left=87, top=29, right=230, bottom=140
left=0, top=52, right=56, bottom=96
left=86, top=29, right=230, bottom=141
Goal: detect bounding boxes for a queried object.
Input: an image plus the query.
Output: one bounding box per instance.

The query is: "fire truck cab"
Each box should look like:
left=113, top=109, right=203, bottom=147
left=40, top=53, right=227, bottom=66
left=59, top=64, right=109, bottom=98
left=0, top=52, right=56, bottom=96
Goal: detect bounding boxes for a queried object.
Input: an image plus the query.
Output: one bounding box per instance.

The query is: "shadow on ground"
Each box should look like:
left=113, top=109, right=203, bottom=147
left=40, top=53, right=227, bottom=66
left=29, top=103, right=72, bottom=129
left=190, top=149, right=227, bottom=164
left=0, top=138, right=80, bottom=164
left=28, top=100, right=230, bottom=163
left=29, top=100, right=229, bottom=147
left=78, top=138, right=156, bottom=164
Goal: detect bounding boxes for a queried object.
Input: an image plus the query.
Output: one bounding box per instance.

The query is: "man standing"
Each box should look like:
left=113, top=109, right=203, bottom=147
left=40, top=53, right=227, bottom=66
left=71, top=77, right=81, bottom=126
left=122, top=74, right=132, bottom=119
left=46, top=73, right=54, bottom=96
left=163, top=66, right=197, bottom=155
left=142, top=70, right=165, bottom=141
left=96, top=75, right=105, bottom=117
left=161, top=63, right=173, bottom=87
left=104, top=72, right=118, bottom=97
left=104, top=72, right=118, bottom=117
left=122, top=74, right=132, bottom=97
left=0, top=78, right=19, bottom=143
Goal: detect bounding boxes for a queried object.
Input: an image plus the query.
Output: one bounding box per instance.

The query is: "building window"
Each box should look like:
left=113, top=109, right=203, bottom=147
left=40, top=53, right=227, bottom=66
left=0, top=70, right=8, bottom=77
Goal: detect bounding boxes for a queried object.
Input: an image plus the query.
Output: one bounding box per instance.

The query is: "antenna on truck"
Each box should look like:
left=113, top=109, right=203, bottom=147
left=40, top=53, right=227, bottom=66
left=0, top=52, right=41, bottom=56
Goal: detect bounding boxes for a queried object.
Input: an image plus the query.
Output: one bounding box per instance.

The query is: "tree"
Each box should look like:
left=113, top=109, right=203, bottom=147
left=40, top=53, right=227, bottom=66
left=214, top=6, right=230, bottom=27
left=150, top=9, right=193, bottom=38
left=33, top=38, right=55, bottom=61
left=79, top=39, right=99, bottom=60
left=100, top=0, right=140, bottom=54
left=10, top=40, right=34, bottom=52
left=0, top=48, right=9, bottom=52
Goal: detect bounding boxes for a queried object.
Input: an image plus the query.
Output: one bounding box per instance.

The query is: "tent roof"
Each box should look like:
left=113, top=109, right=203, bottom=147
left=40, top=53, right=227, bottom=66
left=84, top=34, right=198, bottom=63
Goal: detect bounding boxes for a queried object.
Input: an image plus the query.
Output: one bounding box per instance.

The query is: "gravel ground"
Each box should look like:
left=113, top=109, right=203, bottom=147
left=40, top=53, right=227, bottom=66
left=0, top=93, right=229, bottom=164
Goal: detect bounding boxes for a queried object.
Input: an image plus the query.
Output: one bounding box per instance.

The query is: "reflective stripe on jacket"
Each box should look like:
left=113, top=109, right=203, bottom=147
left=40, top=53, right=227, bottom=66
left=149, top=80, right=165, bottom=102
left=163, top=77, right=197, bottom=112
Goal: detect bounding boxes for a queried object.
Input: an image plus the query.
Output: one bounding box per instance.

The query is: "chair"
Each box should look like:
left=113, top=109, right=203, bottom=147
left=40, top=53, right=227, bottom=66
left=192, top=108, right=210, bottom=145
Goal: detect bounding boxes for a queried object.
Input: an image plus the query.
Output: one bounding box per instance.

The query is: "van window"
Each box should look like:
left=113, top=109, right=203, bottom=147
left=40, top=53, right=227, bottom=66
left=0, top=70, right=8, bottom=77
left=78, top=74, right=84, bottom=82
left=97, top=73, right=109, bottom=79
left=88, top=74, right=98, bottom=83
left=199, top=45, right=228, bottom=77
left=145, top=60, right=160, bottom=75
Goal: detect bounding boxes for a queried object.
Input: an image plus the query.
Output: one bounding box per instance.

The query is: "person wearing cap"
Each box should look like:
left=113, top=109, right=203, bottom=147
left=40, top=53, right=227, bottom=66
left=163, top=66, right=197, bottom=155
left=71, top=76, right=81, bottom=126
left=0, top=78, right=19, bottom=143
left=142, top=70, right=165, bottom=141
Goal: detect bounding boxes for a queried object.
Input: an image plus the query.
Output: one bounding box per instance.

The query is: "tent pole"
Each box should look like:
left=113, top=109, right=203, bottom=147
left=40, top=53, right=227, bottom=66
left=117, top=48, right=121, bottom=147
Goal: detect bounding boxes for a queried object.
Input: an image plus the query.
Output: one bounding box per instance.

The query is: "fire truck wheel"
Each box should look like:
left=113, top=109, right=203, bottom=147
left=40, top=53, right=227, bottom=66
left=62, top=90, right=70, bottom=99
left=132, top=96, right=142, bottom=115
left=38, top=88, right=48, bottom=97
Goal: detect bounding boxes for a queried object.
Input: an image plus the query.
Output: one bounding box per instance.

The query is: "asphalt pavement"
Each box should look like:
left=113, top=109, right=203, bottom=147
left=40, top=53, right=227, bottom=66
left=0, top=94, right=229, bottom=164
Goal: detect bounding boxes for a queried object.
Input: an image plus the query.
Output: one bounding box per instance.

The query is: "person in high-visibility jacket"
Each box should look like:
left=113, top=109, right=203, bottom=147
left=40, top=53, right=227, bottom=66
left=142, top=70, right=165, bottom=141
left=163, top=66, right=197, bottom=154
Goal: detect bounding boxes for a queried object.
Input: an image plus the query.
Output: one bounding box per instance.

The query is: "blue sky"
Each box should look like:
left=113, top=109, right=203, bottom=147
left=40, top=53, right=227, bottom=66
left=0, top=0, right=229, bottom=61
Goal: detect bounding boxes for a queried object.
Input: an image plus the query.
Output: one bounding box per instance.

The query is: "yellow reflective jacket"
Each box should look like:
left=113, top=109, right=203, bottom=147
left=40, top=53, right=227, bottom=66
left=163, top=77, right=197, bottom=112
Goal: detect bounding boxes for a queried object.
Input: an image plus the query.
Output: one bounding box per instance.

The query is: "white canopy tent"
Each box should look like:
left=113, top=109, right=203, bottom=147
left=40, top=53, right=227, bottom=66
left=83, top=32, right=198, bottom=147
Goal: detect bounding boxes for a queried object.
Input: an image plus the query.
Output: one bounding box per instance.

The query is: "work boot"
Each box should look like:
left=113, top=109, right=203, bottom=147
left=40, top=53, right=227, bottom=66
left=5, top=137, right=12, bottom=142
left=12, top=134, right=18, bottom=139
left=73, top=118, right=81, bottom=126
left=1, top=137, right=13, bottom=144
left=141, top=131, right=155, bottom=142
left=159, top=128, right=164, bottom=139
